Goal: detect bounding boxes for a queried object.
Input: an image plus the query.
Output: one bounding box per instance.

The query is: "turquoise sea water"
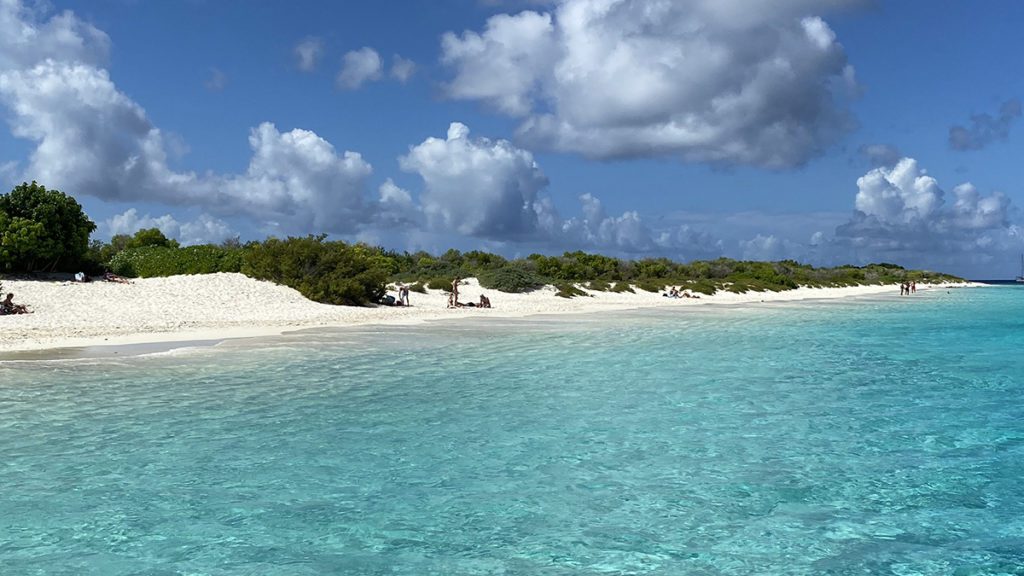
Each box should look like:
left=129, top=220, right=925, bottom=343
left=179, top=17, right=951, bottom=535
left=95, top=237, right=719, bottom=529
left=2, top=287, right=1024, bottom=575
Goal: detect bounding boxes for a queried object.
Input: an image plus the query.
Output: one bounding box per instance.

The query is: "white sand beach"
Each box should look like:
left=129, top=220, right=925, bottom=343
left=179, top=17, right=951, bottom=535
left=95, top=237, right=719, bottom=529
left=0, top=273, right=974, bottom=353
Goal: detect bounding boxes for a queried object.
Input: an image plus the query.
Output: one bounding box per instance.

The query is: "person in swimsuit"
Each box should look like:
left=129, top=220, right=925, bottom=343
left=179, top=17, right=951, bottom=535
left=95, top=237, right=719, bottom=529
left=1, top=293, right=30, bottom=315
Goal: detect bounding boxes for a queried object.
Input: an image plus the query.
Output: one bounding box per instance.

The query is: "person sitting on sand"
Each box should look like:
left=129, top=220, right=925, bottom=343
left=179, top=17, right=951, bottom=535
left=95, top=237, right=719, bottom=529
left=103, top=271, right=131, bottom=284
left=1, top=292, right=30, bottom=315
left=479, top=294, right=491, bottom=308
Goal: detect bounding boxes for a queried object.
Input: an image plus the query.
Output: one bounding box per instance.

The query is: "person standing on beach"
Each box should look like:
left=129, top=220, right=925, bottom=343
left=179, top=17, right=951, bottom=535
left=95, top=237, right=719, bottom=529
left=399, top=284, right=410, bottom=306
left=911, top=281, right=916, bottom=294
left=451, top=277, right=461, bottom=305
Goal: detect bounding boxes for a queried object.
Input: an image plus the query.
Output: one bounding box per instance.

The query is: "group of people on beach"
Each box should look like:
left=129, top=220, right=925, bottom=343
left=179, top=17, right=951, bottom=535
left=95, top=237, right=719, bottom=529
left=900, top=281, right=917, bottom=296
left=381, top=278, right=492, bottom=309
left=447, top=277, right=491, bottom=309
left=664, top=286, right=701, bottom=299
left=381, top=284, right=411, bottom=307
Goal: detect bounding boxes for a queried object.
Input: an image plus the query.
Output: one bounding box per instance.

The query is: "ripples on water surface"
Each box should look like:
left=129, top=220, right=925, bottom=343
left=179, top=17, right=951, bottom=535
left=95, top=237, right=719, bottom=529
left=2, top=287, right=1024, bottom=575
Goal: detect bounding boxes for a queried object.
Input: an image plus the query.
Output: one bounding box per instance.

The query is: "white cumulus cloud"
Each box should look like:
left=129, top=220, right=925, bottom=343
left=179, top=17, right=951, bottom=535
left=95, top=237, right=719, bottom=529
left=399, top=122, right=729, bottom=257
left=0, top=1, right=386, bottom=236
left=390, top=55, right=416, bottom=83
left=337, top=47, right=382, bottom=90
left=441, top=0, right=861, bottom=167
left=559, top=193, right=655, bottom=252
left=853, top=158, right=944, bottom=225
left=0, top=60, right=161, bottom=200
left=0, top=0, right=110, bottom=69
left=105, top=208, right=235, bottom=246
left=400, top=122, right=548, bottom=239
left=833, top=157, right=1018, bottom=271
left=215, top=123, right=374, bottom=233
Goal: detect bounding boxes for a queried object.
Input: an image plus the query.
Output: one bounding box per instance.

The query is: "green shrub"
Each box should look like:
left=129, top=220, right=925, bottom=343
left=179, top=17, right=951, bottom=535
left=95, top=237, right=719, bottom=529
left=555, top=283, right=588, bottom=298
left=636, top=280, right=665, bottom=293
left=427, top=277, right=452, bottom=291
left=687, top=280, right=718, bottom=295
left=610, top=282, right=634, bottom=293
left=587, top=279, right=611, bottom=291
left=109, top=245, right=243, bottom=278
left=726, top=281, right=763, bottom=293
left=241, top=236, right=388, bottom=306
left=408, top=282, right=427, bottom=294
left=477, top=265, right=546, bottom=293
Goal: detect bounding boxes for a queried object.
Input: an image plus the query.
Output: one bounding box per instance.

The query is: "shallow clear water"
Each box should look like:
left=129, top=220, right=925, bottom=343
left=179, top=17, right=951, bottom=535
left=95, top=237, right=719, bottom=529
left=3, top=287, right=1024, bottom=575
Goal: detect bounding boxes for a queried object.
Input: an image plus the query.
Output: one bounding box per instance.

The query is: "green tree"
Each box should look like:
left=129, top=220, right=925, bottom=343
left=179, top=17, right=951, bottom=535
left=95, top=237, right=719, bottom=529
left=241, top=236, right=391, bottom=306
left=127, top=227, right=179, bottom=250
left=0, top=182, right=96, bottom=271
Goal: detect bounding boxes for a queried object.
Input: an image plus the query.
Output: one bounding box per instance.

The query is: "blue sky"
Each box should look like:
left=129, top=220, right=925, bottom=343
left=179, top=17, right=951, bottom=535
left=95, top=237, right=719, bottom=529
left=1, top=0, right=1022, bottom=278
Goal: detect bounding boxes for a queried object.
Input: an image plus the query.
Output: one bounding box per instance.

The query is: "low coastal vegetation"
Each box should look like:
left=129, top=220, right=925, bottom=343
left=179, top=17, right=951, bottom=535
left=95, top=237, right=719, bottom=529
left=1, top=182, right=966, bottom=306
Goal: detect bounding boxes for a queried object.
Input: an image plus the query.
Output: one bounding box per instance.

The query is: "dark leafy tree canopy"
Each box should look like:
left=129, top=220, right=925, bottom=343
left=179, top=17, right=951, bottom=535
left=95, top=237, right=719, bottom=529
left=0, top=181, right=96, bottom=272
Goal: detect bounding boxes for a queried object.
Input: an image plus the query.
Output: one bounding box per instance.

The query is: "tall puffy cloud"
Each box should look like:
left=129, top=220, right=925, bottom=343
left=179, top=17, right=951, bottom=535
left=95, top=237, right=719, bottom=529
left=833, top=157, right=1017, bottom=267
left=215, top=123, right=373, bottom=232
left=853, top=158, right=943, bottom=225
left=948, top=98, right=1021, bottom=151
left=399, top=122, right=548, bottom=239
left=441, top=0, right=860, bottom=167
left=0, top=60, right=159, bottom=200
